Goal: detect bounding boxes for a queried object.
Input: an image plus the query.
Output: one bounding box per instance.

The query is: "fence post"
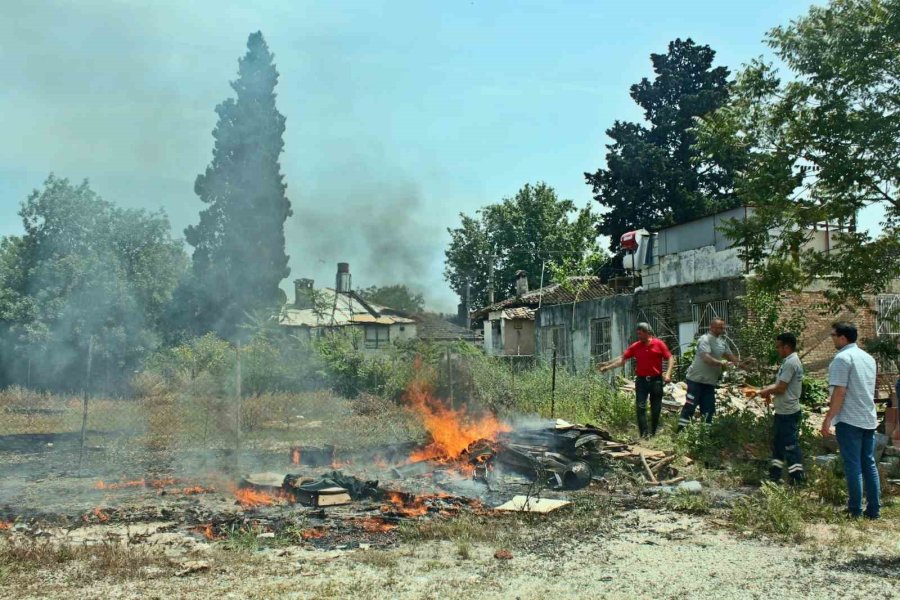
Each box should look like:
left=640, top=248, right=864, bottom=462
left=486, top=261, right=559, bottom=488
left=550, top=348, right=557, bottom=419
left=235, top=341, right=242, bottom=474
left=77, top=335, right=94, bottom=476
left=446, top=346, right=455, bottom=409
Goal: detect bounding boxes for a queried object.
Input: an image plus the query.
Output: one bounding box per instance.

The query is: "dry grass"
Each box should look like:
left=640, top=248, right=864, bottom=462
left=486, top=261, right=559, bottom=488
left=0, top=536, right=172, bottom=584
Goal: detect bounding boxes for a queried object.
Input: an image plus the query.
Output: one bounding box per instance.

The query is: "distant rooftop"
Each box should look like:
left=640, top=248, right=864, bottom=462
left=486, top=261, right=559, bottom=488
left=279, top=288, right=415, bottom=328
left=471, top=276, right=617, bottom=319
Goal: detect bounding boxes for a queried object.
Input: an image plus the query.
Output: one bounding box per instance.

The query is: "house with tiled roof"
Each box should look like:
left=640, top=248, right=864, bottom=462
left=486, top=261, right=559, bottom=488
left=470, top=271, right=619, bottom=359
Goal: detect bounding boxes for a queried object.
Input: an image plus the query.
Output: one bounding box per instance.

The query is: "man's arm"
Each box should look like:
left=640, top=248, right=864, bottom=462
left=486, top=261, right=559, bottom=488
left=700, top=352, right=728, bottom=368
left=821, top=386, right=847, bottom=436
left=758, top=380, right=788, bottom=399
left=596, top=356, right=626, bottom=373
left=664, top=357, right=675, bottom=382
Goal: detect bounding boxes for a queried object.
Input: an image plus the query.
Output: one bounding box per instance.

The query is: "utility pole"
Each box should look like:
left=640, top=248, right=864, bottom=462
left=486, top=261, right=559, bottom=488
left=465, top=279, right=471, bottom=329
left=488, top=250, right=495, bottom=305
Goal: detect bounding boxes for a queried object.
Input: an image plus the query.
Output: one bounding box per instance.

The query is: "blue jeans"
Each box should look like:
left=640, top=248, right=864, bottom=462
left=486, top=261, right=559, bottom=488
left=678, top=380, right=716, bottom=430
left=835, top=422, right=880, bottom=518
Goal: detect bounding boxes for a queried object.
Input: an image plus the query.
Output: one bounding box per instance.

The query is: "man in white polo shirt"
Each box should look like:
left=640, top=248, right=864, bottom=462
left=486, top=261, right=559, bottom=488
left=822, top=321, right=880, bottom=520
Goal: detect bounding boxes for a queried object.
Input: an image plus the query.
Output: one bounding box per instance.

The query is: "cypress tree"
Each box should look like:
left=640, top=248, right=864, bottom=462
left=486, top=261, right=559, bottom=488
left=185, top=31, right=292, bottom=340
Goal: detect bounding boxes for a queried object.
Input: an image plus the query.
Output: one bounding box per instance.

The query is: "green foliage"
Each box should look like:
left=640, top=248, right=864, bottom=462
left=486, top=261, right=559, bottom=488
left=585, top=38, right=737, bottom=254
left=799, top=376, right=829, bottom=410
left=694, top=0, right=900, bottom=311
left=737, top=281, right=806, bottom=386
left=0, top=175, right=186, bottom=392
left=357, top=284, right=425, bottom=314
left=666, top=489, right=712, bottom=514
left=180, top=31, right=292, bottom=341
left=731, top=482, right=806, bottom=541
left=808, top=462, right=848, bottom=507
left=466, top=354, right=633, bottom=434
left=677, top=408, right=773, bottom=468
left=444, top=182, right=601, bottom=310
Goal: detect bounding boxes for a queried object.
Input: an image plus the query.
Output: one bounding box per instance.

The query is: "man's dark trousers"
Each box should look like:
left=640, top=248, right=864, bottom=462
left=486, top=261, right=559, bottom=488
left=769, top=411, right=804, bottom=484
left=635, top=376, right=663, bottom=437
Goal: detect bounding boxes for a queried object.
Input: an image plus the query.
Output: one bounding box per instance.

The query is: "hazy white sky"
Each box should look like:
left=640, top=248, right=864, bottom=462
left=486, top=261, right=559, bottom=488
left=1, top=1, right=882, bottom=311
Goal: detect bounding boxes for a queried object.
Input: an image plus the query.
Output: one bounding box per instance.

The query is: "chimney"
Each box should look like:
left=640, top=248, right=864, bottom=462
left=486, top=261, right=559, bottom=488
left=293, top=278, right=314, bottom=309
left=335, top=262, right=351, bottom=293
left=515, top=270, right=529, bottom=296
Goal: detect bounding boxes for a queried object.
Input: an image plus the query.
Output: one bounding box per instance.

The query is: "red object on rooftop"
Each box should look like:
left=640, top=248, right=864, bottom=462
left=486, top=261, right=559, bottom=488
left=620, top=231, right=639, bottom=251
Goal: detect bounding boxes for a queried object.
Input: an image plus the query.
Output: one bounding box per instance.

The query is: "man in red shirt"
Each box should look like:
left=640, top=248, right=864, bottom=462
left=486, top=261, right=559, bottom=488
left=597, top=322, right=675, bottom=437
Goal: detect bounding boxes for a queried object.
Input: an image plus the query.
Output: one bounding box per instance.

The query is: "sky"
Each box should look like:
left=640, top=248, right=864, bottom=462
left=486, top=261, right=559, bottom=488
left=1, top=0, right=881, bottom=313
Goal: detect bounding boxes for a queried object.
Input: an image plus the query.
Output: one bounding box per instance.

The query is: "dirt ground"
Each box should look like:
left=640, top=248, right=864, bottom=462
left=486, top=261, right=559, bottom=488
left=2, top=498, right=897, bottom=600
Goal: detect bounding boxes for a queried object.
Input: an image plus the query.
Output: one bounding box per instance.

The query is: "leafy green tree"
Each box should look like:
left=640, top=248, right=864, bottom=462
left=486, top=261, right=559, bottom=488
left=585, top=39, right=736, bottom=252
left=0, top=175, right=186, bottom=391
left=181, top=31, right=292, bottom=340
left=694, top=0, right=900, bottom=310
left=444, top=182, right=600, bottom=310
left=358, top=284, right=426, bottom=313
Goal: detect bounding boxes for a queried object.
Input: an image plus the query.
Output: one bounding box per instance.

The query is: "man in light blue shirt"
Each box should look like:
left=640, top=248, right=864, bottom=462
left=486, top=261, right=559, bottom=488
left=822, top=321, right=879, bottom=519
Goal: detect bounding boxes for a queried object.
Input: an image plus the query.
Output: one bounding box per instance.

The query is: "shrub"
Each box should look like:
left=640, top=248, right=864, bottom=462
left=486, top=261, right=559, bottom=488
left=731, top=482, right=805, bottom=541
left=799, top=376, right=829, bottom=410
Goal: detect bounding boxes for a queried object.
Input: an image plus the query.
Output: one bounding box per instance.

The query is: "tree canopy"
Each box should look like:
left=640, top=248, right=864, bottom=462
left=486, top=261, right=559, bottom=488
left=694, top=0, right=900, bottom=309
left=444, top=182, right=601, bottom=310
left=0, top=175, right=186, bottom=391
left=358, top=284, right=426, bottom=314
left=180, top=31, right=292, bottom=340
left=585, top=38, right=737, bottom=252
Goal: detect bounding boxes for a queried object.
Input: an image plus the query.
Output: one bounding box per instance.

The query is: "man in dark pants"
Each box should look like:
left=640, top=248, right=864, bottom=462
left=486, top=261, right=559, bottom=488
left=677, top=318, right=742, bottom=431
left=758, top=332, right=805, bottom=484
left=822, top=322, right=880, bottom=520
left=597, top=323, right=674, bottom=437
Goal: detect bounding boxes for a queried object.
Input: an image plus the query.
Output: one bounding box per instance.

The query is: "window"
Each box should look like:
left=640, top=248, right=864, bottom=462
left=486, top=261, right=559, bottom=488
left=543, top=326, right=570, bottom=365
left=876, top=294, right=899, bottom=336
left=364, top=325, right=390, bottom=349
left=691, top=300, right=729, bottom=335
left=590, top=318, right=612, bottom=363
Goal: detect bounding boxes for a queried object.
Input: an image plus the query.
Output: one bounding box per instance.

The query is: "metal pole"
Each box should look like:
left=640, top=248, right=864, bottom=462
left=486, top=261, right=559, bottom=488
left=447, top=346, right=454, bottom=409
left=550, top=348, right=557, bottom=419
left=235, top=341, right=242, bottom=475
left=77, top=335, right=94, bottom=476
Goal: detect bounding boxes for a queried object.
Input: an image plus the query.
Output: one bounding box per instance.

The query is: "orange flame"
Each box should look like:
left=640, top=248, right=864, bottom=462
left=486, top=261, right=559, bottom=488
left=194, top=523, right=219, bottom=540
left=382, top=491, right=429, bottom=517
left=94, top=479, right=146, bottom=490
left=233, top=486, right=293, bottom=508
left=83, top=507, right=109, bottom=523
left=0, top=521, right=11, bottom=530
left=356, top=517, right=398, bottom=533
left=301, top=528, right=327, bottom=539
left=405, top=363, right=509, bottom=463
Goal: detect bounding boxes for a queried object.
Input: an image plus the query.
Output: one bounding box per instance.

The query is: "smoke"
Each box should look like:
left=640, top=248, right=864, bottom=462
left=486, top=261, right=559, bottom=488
left=287, top=149, right=447, bottom=310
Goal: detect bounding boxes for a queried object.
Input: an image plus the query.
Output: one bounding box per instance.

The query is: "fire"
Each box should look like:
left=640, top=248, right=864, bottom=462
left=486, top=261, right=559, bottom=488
left=0, top=521, right=11, bottom=530
left=194, top=523, right=219, bottom=540
left=233, top=487, right=292, bottom=508
left=382, top=491, right=429, bottom=517
left=83, top=507, right=109, bottom=523
left=356, top=517, right=398, bottom=533
left=94, top=478, right=146, bottom=490
left=181, top=486, right=215, bottom=495
left=301, top=528, right=327, bottom=539
left=405, top=363, right=509, bottom=463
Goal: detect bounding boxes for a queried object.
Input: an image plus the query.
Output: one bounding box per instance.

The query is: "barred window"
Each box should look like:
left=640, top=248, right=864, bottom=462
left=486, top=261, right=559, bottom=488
left=590, top=318, right=612, bottom=363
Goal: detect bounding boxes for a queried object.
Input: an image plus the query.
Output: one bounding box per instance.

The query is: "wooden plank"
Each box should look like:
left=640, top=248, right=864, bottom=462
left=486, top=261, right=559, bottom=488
left=651, top=455, right=676, bottom=474
left=640, top=453, right=658, bottom=484
left=495, top=495, right=571, bottom=513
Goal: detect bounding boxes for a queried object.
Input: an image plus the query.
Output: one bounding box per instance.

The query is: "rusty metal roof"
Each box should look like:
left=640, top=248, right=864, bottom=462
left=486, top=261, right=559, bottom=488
left=472, top=277, right=616, bottom=319
left=279, top=288, right=416, bottom=328
left=501, top=307, right=536, bottom=320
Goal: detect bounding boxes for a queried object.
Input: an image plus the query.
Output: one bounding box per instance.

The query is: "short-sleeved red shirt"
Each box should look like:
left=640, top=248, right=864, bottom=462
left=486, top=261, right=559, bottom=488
left=623, top=338, right=672, bottom=377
